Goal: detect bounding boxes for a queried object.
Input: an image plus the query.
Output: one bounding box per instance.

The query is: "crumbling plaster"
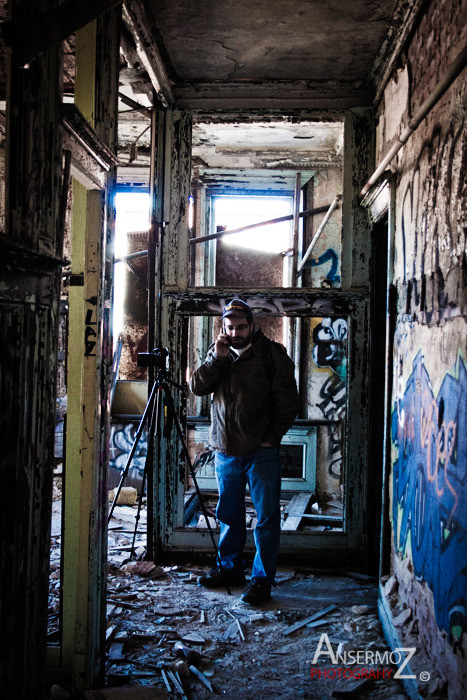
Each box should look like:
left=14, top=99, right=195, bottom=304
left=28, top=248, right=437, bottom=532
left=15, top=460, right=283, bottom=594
left=376, top=0, right=467, bottom=695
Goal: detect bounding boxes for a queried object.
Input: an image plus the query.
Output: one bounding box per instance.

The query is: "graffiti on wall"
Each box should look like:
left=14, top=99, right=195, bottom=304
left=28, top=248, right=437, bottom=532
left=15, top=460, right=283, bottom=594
left=392, top=351, right=467, bottom=642
left=109, top=423, right=147, bottom=480
left=312, top=317, right=347, bottom=480
left=302, top=248, right=341, bottom=287
left=399, top=119, right=465, bottom=291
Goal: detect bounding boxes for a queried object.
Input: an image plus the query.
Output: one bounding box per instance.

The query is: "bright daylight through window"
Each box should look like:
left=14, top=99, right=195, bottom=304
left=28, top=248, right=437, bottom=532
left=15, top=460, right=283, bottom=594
left=113, top=191, right=150, bottom=346
left=213, top=195, right=293, bottom=253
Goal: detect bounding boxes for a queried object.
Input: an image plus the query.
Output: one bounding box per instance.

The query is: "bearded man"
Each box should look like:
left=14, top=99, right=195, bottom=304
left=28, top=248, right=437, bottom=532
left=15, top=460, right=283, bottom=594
left=190, top=299, right=298, bottom=605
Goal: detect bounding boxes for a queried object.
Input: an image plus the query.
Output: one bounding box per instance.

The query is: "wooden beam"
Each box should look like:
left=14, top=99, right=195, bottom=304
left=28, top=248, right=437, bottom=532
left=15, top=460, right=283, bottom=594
left=118, top=91, right=152, bottom=118
left=62, top=182, right=104, bottom=686
left=0, top=0, right=121, bottom=67
left=60, top=11, right=119, bottom=689
left=282, top=492, right=314, bottom=531
left=122, top=1, right=174, bottom=106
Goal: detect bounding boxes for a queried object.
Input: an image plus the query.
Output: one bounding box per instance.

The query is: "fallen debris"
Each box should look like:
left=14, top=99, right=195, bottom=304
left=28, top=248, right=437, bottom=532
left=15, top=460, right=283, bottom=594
left=189, top=664, right=213, bottom=691
left=331, top=676, right=374, bottom=698
left=274, top=570, right=295, bottom=584
left=181, top=632, right=205, bottom=644
left=393, top=608, right=412, bottom=626
left=108, top=487, right=138, bottom=506
left=349, top=604, right=373, bottom=615
left=84, top=686, right=167, bottom=699
left=283, top=603, right=338, bottom=636
left=384, top=575, right=398, bottom=596
left=281, top=492, right=313, bottom=530
left=171, top=659, right=190, bottom=679
left=133, top=561, right=165, bottom=578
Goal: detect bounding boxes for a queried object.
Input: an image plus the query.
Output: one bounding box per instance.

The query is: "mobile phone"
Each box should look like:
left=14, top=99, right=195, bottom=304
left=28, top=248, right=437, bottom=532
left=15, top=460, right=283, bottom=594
left=221, top=321, right=231, bottom=344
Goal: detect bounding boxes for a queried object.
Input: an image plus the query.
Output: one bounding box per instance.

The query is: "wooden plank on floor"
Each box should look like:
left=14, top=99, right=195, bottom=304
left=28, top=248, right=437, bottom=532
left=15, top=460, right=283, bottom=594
left=281, top=492, right=313, bottom=530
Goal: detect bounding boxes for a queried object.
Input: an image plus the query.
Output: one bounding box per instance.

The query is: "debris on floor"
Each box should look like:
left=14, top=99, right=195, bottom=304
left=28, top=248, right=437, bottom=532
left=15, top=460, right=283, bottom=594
left=184, top=490, right=344, bottom=532
left=48, top=499, right=413, bottom=699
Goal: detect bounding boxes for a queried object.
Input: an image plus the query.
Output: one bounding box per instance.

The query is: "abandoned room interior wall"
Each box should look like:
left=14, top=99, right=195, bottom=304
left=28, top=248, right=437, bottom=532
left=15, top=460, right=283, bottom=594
left=0, top=1, right=62, bottom=697
left=376, top=0, right=466, bottom=696
left=119, top=230, right=149, bottom=381
left=302, top=166, right=343, bottom=289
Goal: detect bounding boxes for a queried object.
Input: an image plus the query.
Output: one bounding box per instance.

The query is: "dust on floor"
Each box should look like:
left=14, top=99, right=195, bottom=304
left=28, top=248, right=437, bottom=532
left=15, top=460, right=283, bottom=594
left=96, top=564, right=410, bottom=700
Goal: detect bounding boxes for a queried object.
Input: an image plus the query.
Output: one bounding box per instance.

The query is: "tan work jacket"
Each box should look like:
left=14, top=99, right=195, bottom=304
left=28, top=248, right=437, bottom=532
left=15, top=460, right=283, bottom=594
left=190, top=328, right=299, bottom=456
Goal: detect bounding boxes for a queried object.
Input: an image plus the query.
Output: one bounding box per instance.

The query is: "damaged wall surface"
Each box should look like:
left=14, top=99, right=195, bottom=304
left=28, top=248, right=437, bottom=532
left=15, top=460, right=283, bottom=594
left=375, top=0, right=467, bottom=695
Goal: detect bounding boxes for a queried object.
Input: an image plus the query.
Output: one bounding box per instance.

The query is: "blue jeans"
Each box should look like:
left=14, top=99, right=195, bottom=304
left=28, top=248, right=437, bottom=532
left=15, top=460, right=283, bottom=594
left=214, top=447, right=281, bottom=583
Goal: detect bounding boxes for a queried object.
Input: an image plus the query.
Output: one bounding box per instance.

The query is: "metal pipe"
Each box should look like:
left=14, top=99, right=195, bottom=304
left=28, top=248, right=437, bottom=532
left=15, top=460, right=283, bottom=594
left=292, top=172, right=301, bottom=287
left=297, top=195, right=342, bottom=274
left=115, top=249, right=148, bottom=263
left=360, top=43, right=467, bottom=200
left=189, top=204, right=332, bottom=245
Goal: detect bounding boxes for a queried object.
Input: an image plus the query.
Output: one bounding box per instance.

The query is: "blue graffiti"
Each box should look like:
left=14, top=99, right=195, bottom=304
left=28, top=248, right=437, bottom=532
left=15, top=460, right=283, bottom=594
left=391, top=351, right=467, bottom=642
left=303, top=248, right=340, bottom=286
left=109, top=423, right=147, bottom=478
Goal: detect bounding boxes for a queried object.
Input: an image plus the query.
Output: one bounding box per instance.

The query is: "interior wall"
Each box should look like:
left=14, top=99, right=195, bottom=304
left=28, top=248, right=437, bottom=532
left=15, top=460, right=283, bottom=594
left=0, top=1, right=62, bottom=694
left=376, top=0, right=466, bottom=695
left=303, top=167, right=343, bottom=288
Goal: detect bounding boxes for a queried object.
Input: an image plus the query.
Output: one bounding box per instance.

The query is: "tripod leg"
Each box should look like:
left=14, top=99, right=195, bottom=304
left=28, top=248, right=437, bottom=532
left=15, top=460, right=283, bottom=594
left=162, top=387, right=226, bottom=577
left=130, top=386, right=161, bottom=560
left=108, top=381, right=158, bottom=523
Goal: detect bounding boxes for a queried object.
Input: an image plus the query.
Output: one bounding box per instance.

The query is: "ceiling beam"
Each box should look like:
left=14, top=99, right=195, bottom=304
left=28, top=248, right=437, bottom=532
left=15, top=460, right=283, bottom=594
left=122, top=1, right=174, bottom=107
left=172, top=80, right=372, bottom=111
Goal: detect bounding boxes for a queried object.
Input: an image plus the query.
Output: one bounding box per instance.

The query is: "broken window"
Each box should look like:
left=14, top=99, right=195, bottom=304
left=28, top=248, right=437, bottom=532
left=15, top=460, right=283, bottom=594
left=183, top=311, right=346, bottom=534
left=190, top=118, right=344, bottom=290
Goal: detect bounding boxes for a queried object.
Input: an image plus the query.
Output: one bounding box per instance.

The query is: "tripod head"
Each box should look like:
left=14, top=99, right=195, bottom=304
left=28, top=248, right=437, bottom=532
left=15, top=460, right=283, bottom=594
left=137, top=346, right=186, bottom=392
left=137, top=346, right=169, bottom=372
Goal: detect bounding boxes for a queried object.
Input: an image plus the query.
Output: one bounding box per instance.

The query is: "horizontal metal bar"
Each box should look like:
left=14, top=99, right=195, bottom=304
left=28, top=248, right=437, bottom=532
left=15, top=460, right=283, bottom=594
left=189, top=204, right=332, bottom=245
left=114, top=249, right=148, bottom=263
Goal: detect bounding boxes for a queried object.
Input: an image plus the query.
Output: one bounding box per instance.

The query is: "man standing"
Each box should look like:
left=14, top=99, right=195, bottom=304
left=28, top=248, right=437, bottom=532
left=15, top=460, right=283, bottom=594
left=190, top=299, right=299, bottom=605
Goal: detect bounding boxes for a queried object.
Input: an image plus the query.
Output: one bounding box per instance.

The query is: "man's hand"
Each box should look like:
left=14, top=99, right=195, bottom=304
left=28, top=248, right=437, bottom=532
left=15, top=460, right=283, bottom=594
left=215, top=332, right=231, bottom=357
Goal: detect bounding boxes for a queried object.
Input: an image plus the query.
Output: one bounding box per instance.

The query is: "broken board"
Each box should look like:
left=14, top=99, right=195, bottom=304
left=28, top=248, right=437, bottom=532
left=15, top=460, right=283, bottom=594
left=281, top=492, right=314, bottom=530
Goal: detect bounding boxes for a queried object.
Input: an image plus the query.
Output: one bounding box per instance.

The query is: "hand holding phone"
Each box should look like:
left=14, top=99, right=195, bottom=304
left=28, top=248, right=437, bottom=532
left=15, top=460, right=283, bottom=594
left=215, top=322, right=231, bottom=357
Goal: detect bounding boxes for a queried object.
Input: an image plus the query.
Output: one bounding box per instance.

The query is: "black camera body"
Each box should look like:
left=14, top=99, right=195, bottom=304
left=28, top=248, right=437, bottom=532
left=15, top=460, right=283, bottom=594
left=137, top=347, right=169, bottom=371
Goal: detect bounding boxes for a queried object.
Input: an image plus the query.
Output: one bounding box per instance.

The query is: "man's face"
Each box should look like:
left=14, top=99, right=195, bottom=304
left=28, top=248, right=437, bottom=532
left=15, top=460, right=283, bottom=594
left=223, top=314, right=253, bottom=349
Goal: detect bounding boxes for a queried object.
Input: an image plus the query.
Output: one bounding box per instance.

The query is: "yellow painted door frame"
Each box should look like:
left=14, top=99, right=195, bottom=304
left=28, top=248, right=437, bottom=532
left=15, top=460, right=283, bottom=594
left=62, top=180, right=105, bottom=686
left=60, top=17, right=115, bottom=689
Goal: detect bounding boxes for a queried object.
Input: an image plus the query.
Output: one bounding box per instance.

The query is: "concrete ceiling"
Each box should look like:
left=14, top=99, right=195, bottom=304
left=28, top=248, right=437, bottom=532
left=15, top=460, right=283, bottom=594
left=143, top=0, right=396, bottom=108
left=192, top=120, right=344, bottom=170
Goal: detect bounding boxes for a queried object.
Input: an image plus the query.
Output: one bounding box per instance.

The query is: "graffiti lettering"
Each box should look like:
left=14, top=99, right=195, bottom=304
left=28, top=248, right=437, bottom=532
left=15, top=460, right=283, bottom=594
left=84, top=306, right=97, bottom=357
left=303, top=248, right=340, bottom=287
left=392, top=351, right=467, bottom=641
left=312, top=317, right=347, bottom=481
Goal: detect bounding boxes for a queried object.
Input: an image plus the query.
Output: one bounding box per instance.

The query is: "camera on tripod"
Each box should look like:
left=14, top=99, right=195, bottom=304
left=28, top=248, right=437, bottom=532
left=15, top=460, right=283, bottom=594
left=137, top=347, right=169, bottom=371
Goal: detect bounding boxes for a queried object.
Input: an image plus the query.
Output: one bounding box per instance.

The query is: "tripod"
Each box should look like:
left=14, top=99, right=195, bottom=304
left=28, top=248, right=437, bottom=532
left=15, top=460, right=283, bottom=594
left=108, top=348, right=225, bottom=580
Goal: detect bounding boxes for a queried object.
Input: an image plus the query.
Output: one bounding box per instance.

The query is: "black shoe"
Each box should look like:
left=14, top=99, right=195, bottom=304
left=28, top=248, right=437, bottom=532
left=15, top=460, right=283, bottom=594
left=197, top=566, right=246, bottom=589
left=241, top=578, right=271, bottom=605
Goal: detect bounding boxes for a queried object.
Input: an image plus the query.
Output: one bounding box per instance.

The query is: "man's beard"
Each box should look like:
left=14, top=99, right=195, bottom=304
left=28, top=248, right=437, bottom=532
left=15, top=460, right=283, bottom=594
left=230, top=332, right=252, bottom=349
